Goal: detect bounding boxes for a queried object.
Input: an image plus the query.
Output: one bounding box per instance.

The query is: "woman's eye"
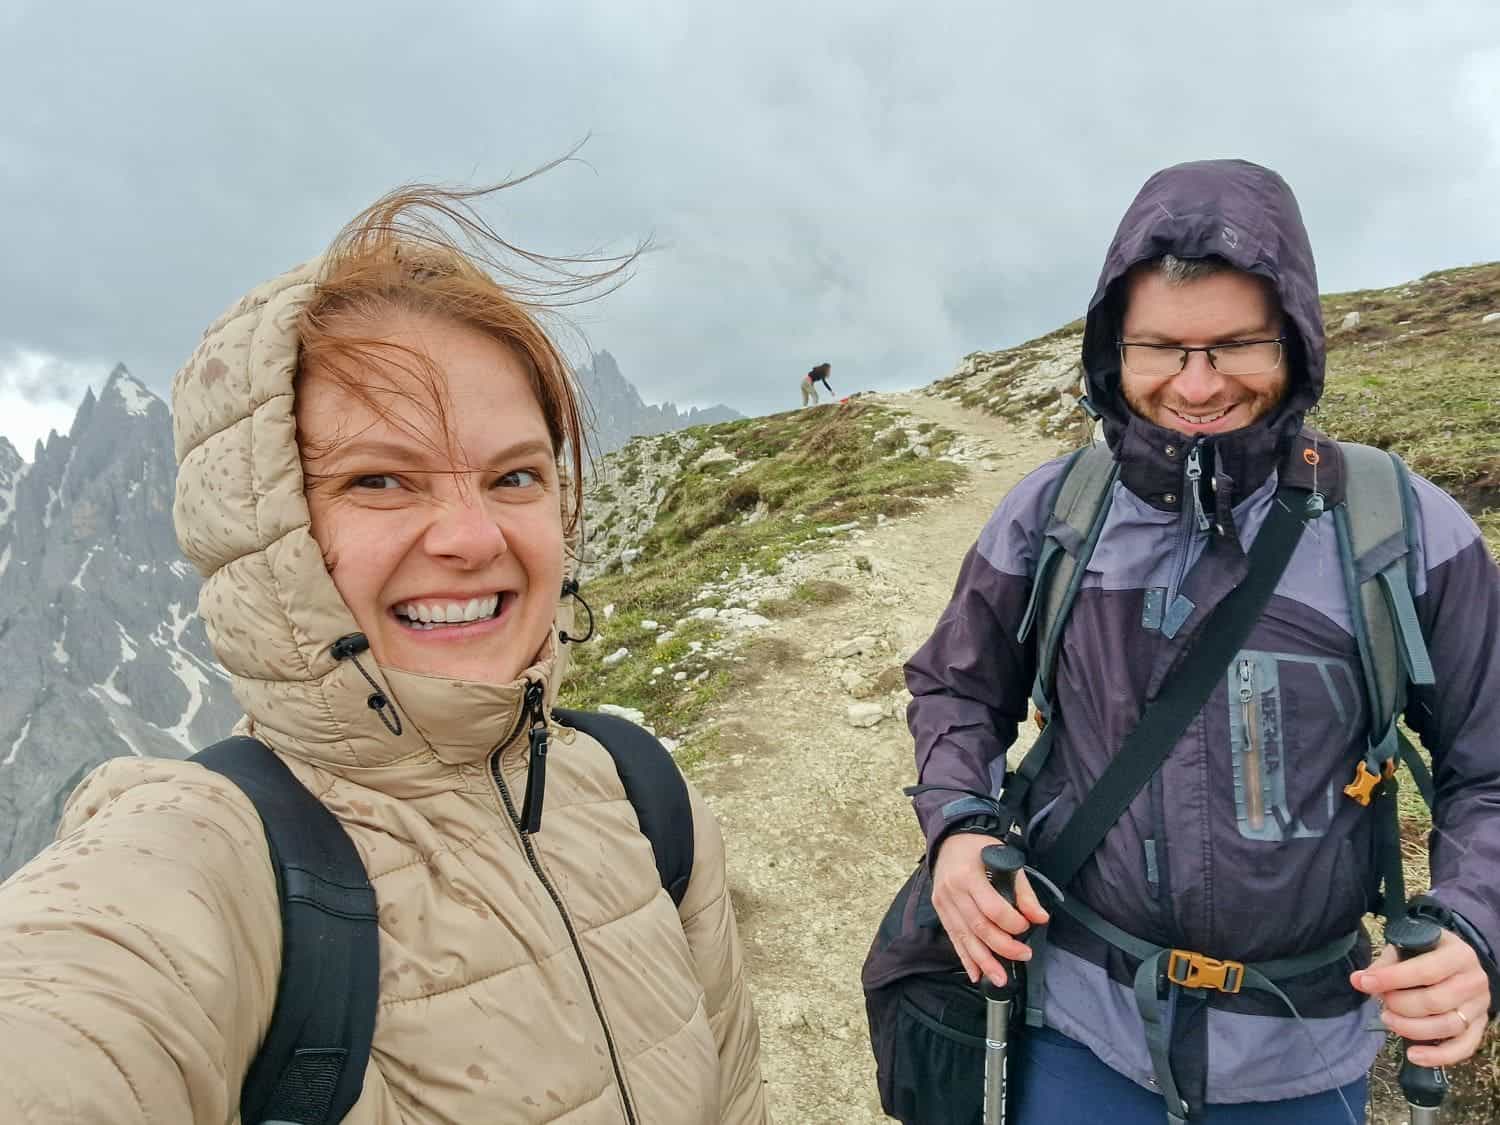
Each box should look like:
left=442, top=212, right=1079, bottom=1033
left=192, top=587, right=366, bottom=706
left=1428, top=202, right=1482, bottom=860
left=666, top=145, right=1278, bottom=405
left=351, top=474, right=402, bottom=491
left=496, top=468, right=542, bottom=488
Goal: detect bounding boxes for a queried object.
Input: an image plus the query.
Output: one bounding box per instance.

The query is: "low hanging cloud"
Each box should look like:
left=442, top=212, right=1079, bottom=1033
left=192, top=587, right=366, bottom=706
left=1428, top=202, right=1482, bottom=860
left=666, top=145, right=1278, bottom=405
left=0, top=348, right=112, bottom=457
left=1, top=0, right=1498, bottom=442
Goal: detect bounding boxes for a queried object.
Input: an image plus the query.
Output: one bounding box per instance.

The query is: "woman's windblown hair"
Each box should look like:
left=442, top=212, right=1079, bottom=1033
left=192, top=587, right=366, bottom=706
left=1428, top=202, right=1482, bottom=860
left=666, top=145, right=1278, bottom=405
left=295, top=152, right=641, bottom=544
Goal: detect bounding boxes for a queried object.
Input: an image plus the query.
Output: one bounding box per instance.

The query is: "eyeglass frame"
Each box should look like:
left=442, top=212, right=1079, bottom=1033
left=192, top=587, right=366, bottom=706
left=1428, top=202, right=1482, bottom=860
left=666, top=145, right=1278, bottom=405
left=1116, top=336, right=1287, bottom=377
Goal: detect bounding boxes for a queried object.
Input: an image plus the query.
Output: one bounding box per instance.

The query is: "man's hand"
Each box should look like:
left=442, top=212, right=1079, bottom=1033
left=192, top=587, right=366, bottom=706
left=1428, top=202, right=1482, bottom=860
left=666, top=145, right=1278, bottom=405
left=1350, top=929, right=1492, bottom=1066
left=931, top=833, right=1050, bottom=989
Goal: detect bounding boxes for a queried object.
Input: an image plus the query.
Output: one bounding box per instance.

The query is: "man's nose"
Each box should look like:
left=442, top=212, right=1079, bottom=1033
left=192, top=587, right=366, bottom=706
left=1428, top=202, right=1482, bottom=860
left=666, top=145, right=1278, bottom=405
left=1173, top=351, right=1226, bottom=405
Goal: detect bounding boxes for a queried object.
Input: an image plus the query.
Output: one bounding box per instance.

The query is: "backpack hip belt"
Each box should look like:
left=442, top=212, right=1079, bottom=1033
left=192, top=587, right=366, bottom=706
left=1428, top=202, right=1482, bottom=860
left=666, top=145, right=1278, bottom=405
left=1030, top=894, right=1359, bottom=1125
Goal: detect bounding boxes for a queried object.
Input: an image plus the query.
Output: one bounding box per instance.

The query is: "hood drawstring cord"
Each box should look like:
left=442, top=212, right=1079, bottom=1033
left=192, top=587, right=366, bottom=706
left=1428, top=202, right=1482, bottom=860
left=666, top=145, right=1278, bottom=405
left=558, top=577, right=596, bottom=644
left=331, top=633, right=404, bottom=737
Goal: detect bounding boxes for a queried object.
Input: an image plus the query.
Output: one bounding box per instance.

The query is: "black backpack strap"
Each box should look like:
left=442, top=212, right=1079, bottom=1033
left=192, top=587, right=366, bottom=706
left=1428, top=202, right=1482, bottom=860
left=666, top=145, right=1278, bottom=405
left=193, top=737, right=379, bottom=1125
left=1035, top=487, right=1315, bottom=890
left=552, top=708, right=696, bottom=906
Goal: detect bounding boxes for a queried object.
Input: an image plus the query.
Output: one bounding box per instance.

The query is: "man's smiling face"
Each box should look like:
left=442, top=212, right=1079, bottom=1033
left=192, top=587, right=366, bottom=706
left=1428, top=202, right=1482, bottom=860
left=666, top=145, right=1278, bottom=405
left=1119, top=265, right=1289, bottom=437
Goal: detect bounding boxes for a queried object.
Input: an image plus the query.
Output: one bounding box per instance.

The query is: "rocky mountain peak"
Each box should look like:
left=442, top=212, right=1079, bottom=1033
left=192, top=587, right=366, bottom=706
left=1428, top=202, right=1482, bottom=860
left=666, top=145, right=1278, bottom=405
left=0, top=366, right=237, bottom=879
left=576, top=350, right=742, bottom=455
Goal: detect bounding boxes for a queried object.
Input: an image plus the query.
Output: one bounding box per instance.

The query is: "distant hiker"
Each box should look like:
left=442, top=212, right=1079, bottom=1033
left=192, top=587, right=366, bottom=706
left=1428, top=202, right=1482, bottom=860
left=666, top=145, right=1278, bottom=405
left=0, top=182, right=768, bottom=1124
left=801, top=361, right=833, bottom=405
left=864, top=159, right=1500, bottom=1123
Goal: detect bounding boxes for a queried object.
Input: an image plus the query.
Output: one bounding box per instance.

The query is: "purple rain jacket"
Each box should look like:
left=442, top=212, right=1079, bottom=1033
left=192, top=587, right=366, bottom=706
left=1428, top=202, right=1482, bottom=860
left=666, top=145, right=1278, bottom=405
left=900, top=161, right=1500, bottom=1104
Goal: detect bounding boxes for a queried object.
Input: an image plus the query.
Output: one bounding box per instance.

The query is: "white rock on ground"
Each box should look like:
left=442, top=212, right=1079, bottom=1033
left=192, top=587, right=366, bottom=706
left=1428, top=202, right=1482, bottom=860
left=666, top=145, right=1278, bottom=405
left=597, top=703, right=647, bottom=725
left=833, top=635, right=877, bottom=658
left=640, top=619, right=659, bottom=630
left=602, top=647, right=630, bottom=668
left=1341, top=311, right=1361, bottom=330
left=846, top=702, right=886, bottom=728
left=1483, top=311, right=1500, bottom=325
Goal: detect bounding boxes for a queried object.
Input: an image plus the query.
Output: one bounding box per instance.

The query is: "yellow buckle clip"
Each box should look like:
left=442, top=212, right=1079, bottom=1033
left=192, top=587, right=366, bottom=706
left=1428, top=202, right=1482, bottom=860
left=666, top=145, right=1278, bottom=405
left=1167, top=949, right=1245, bottom=994
left=1342, top=759, right=1397, bottom=807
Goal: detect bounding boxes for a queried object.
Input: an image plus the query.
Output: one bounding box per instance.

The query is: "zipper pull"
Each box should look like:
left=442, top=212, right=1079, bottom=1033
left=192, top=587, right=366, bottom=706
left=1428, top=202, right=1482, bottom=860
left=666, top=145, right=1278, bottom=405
left=1237, top=658, right=1254, bottom=703
left=1185, top=445, right=1211, bottom=533
left=518, top=681, right=549, bottom=834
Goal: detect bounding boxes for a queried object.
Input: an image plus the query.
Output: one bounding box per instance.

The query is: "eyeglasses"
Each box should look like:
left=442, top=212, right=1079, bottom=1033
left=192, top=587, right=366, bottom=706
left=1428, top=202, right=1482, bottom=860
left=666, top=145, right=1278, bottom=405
left=1117, top=337, right=1285, bottom=378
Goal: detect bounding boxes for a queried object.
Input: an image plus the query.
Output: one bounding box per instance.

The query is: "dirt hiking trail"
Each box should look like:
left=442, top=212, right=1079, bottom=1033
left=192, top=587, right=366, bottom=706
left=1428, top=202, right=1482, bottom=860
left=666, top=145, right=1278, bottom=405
left=692, top=390, right=1060, bottom=1122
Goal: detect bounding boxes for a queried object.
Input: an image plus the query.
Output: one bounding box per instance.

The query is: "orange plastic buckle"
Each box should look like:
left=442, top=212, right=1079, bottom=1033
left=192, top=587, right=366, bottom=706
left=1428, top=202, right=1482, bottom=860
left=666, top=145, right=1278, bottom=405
left=1167, top=949, right=1245, bottom=994
left=1343, top=759, right=1397, bottom=807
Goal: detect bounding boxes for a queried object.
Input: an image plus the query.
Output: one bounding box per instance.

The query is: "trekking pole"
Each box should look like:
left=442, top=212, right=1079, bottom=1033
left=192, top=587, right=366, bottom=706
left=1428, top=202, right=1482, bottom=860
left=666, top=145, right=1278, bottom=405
left=980, top=842, right=1027, bottom=1125
left=1383, top=915, right=1450, bottom=1125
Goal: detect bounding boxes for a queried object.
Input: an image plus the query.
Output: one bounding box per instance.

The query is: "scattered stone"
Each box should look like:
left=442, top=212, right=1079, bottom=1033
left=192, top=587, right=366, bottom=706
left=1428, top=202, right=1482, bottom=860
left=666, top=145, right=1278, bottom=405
left=694, top=445, right=737, bottom=468
left=744, top=500, right=770, bottom=525
left=602, top=647, right=629, bottom=668
left=640, top=619, right=659, bottom=631
left=619, top=548, right=641, bottom=572
left=817, top=521, right=860, bottom=536
left=655, top=631, right=675, bottom=645
left=1341, top=311, right=1361, bottom=330
left=661, top=737, right=680, bottom=754
left=846, top=702, right=886, bottom=728
left=833, top=635, right=877, bottom=658
left=597, top=703, right=646, bottom=724
left=978, top=459, right=999, bottom=472
left=689, top=641, right=704, bottom=654
left=687, top=607, right=719, bottom=621
left=1483, top=312, right=1500, bottom=325
left=652, top=666, right=665, bottom=675
left=604, top=604, right=616, bottom=620
left=912, top=444, right=932, bottom=459
left=673, top=671, right=688, bottom=682
left=693, top=670, right=709, bottom=683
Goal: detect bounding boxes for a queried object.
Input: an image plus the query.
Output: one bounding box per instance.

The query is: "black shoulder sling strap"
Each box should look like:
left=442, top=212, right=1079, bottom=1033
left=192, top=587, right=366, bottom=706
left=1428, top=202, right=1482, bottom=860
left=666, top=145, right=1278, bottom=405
left=1034, top=485, right=1315, bottom=890
left=194, top=709, right=693, bottom=1125
left=553, top=706, right=696, bottom=905
left=193, top=737, right=379, bottom=1125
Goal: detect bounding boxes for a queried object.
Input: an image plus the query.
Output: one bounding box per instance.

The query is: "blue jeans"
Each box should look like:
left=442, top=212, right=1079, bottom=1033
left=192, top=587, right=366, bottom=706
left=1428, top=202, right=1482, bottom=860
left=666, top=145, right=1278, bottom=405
left=1013, top=1026, right=1369, bottom=1124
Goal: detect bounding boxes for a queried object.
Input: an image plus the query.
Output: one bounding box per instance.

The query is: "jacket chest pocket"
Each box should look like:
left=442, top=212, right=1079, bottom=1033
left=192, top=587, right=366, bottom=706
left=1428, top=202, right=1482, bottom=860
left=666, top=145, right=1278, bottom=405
left=1226, top=649, right=1362, bottom=842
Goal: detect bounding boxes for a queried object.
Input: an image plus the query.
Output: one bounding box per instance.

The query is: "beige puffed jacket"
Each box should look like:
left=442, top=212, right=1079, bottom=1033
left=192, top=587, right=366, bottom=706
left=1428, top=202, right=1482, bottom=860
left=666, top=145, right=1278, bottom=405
left=0, top=260, right=769, bottom=1123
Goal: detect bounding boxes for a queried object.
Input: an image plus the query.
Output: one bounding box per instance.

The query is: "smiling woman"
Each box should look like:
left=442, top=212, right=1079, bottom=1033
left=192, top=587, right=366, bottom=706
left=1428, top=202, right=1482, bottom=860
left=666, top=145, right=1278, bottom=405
left=0, top=181, right=769, bottom=1124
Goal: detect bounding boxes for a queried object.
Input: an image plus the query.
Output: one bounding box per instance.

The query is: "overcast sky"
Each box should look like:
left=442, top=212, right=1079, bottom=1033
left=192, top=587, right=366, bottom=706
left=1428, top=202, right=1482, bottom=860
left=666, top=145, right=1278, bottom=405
left=2, top=0, right=1497, bottom=457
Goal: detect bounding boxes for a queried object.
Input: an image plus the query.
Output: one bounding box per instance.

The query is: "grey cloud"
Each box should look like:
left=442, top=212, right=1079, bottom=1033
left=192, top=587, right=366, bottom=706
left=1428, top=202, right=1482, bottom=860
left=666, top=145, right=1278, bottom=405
left=0, top=348, right=102, bottom=406
left=1, top=0, right=1498, bottom=424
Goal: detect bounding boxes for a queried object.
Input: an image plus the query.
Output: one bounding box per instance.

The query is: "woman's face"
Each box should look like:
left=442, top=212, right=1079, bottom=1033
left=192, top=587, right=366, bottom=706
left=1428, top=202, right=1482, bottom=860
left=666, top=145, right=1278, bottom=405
left=297, top=310, right=565, bottom=686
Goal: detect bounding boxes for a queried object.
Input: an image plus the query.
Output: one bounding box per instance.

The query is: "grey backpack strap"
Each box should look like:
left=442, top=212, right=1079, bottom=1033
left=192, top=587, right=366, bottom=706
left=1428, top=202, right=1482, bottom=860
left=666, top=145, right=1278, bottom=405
left=1335, top=443, right=1436, bottom=781
left=1017, top=445, right=1120, bottom=722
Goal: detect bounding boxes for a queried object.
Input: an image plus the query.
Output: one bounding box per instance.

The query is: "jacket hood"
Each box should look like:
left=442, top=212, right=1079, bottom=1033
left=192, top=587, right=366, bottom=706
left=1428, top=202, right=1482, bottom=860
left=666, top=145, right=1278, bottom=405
left=1080, top=160, right=1326, bottom=502
left=171, top=258, right=567, bottom=784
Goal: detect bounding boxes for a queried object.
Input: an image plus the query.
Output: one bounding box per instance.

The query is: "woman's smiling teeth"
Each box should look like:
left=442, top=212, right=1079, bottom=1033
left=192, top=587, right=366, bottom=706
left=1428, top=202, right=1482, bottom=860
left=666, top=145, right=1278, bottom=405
left=393, top=594, right=503, bottom=630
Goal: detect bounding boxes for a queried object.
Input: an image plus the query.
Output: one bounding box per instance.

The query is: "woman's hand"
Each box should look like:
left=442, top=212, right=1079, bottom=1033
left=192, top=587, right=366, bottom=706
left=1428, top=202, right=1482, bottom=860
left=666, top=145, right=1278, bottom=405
left=931, top=833, right=1050, bottom=989
left=1350, top=930, right=1492, bottom=1066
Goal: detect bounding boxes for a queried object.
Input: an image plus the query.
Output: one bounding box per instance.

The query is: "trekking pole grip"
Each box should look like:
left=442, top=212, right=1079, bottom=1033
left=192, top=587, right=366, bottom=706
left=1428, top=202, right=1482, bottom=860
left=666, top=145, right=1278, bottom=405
left=1384, top=915, right=1449, bottom=1124
left=981, top=843, right=1027, bottom=1001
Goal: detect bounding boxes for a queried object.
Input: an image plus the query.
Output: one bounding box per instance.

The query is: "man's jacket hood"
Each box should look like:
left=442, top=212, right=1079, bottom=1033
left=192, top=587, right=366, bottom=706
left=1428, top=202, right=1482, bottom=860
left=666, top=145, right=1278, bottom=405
left=1081, top=160, right=1326, bottom=503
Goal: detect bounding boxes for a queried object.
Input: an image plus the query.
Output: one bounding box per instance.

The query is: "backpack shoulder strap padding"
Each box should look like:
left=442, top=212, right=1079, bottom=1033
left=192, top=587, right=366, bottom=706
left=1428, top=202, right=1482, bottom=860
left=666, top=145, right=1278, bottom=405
left=1334, top=443, right=1435, bottom=758
left=553, top=707, right=696, bottom=907
left=1017, top=445, right=1120, bottom=715
left=192, top=737, right=378, bottom=1125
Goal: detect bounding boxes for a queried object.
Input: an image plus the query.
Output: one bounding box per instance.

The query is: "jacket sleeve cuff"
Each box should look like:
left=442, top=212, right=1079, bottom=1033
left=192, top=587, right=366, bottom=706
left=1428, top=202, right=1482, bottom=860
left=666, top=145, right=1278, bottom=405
left=1408, top=893, right=1500, bottom=1018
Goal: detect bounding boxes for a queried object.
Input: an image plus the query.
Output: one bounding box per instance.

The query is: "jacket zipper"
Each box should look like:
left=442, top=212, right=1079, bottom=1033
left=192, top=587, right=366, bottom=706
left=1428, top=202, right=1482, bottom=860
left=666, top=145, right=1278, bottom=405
left=1184, top=444, right=1212, bottom=534
left=1164, top=440, right=1208, bottom=609
left=1238, top=658, right=1265, bottom=831
left=488, top=681, right=640, bottom=1125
